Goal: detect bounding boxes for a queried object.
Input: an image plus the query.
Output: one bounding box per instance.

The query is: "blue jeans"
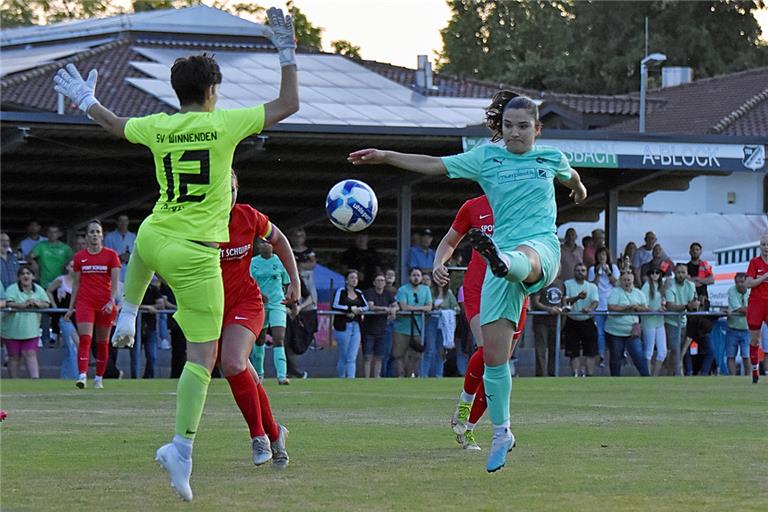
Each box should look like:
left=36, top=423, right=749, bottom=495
left=158, top=313, right=169, bottom=341
left=131, top=319, right=158, bottom=378
left=335, top=322, right=361, bottom=378
left=694, top=333, right=715, bottom=376
left=419, top=316, right=444, bottom=378
left=595, top=312, right=607, bottom=358
left=607, top=333, right=649, bottom=376
left=58, top=319, right=79, bottom=380
left=381, top=320, right=395, bottom=378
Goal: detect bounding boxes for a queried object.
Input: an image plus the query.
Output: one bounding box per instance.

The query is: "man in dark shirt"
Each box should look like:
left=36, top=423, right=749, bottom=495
left=340, top=233, right=381, bottom=289
left=685, top=242, right=716, bottom=375
left=531, top=278, right=564, bottom=377
left=363, top=272, right=397, bottom=378
left=686, top=242, right=714, bottom=299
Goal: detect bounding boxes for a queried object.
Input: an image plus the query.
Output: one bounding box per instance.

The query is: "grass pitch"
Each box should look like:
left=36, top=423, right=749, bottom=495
left=1, top=377, right=766, bottom=511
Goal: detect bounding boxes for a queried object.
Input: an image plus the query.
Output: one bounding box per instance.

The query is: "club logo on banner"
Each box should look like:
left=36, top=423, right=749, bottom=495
left=742, top=145, right=765, bottom=172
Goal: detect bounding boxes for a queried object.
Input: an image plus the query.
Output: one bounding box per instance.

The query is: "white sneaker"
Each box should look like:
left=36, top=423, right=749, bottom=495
left=271, top=424, right=290, bottom=469
left=111, top=312, right=136, bottom=348
left=160, top=338, right=171, bottom=350
left=76, top=375, right=87, bottom=389
left=155, top=443, right=193, bottom=501
left=94, top=378, right=104, bottom=389
left=251, top=435, right=272, bottom=466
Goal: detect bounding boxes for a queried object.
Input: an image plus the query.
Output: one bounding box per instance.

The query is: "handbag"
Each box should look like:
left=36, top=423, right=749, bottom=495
left=408, top=314, right=425, bottom=353
left=630, top=322, right=642, bottom=338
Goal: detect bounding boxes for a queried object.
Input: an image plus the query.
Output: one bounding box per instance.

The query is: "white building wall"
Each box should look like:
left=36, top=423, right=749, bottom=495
left=640, top=173, right=764, bottom=214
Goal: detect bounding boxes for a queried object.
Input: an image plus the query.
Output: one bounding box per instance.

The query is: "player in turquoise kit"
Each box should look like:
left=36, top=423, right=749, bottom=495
left=249, top=240, right=292, bottom=384
left=349, top=92, right=587, bottom=472
left=53, top=7, right=299, bottom=501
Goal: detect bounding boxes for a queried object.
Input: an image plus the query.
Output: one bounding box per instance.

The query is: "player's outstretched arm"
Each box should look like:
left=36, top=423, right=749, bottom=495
left=433, top=228, right=464, bottom=287
left=263, top=7, right=300, bottom=129
left=53, top=64, right=129, bottom=139
left=268, top=225, right=301, bottom=304
left=558, top=168, right=587, bottom=204
left=347, top=149, right=447, bottom=176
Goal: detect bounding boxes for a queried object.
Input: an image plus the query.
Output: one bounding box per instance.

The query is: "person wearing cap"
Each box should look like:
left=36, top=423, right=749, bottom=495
left=409, top=228, right=436, bottom=273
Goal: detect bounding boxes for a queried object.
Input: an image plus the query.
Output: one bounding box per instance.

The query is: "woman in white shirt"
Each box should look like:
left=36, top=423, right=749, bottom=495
left=588, top=246, right=619, bottom=366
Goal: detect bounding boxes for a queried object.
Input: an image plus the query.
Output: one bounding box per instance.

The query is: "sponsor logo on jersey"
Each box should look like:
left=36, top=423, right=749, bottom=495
left=220, top=243, right=251, bottom=260
left=81, top=265, right=108, bottom=273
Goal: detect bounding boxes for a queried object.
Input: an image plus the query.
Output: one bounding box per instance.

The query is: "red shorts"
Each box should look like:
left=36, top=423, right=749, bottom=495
left=746, top=297, right=768, bottom=331
left=222, top=299, right=265, bottom=338
left=76, top=301, right=117, bottom=327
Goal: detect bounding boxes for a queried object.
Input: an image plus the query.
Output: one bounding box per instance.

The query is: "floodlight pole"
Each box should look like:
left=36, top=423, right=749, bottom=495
left=639, top=53, right=666, bottom=133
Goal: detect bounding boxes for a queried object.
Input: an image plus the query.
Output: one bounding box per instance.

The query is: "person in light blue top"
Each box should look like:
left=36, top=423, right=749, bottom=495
left=725, top=272, right=750, bottom=376
left=641, top=266, right=667, bottom=376
left=662, top=263, right=699, bottom=376
left=249, top=239, right=291, bottom=384
left=606, top=272, right=650, bottom=377
left=563, top=263, right=599, bottom=377
left=348, top=92, right=588, bottom=473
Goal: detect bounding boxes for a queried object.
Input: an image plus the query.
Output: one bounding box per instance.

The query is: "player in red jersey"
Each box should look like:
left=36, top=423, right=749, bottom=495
left=745, top=233, right=768, bottom=384
left=65, top=220, right=121, bottom=389
left=433, top=195, right=527, bottom=450
left=219, top=171, right=300, bottom=466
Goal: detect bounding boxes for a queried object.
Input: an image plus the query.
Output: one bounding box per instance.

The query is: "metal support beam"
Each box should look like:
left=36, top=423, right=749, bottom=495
left=397, top=184, right=412, bottom=282
left=605, top=188, right=619, bottom=258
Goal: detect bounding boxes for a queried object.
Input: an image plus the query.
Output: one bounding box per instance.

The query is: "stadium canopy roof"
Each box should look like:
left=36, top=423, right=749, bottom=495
left=2, top=5, right=766, bottom=270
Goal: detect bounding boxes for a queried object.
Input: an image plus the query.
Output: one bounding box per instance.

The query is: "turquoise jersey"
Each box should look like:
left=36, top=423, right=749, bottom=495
left=250, top=255, right=289, bottom=309
left=443, top=144, right=573, bottom=250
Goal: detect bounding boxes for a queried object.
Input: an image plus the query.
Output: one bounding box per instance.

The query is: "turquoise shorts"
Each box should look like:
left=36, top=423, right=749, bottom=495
left=479, top=236, right=560, bottom=327
left=263, top=305, right=287, bottom=329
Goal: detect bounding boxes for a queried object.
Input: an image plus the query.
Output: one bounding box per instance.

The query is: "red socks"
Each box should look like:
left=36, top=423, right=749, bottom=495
left=94, top=341, right=109, bottom=377
left=256, top=383, right=279, bottom=442
left=226, top=369, right=265, bottom=438
left=468, top=380, right=487, bottom=424
left=77, top=334, right=92, bottom=374
left=463, top=347, right=485, bottom=395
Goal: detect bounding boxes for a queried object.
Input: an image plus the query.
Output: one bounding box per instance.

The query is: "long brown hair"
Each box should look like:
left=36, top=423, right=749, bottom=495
left=485, top=91, right=539, bottom=142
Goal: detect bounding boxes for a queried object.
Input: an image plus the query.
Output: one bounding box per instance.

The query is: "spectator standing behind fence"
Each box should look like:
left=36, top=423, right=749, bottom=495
left=532, top=278, right=563, bottom=377
left=1, top=233, right=20, bottom=289
left=581, top=236, right=594, bottom=266
left=133, top=276, right=163, bottom=379
left=606, top=272, right=650, bottom=376
left=157, top=280, right=185, bottom=379
left=641, top=267, right=667, bottom=376
left=584, top=229, right=606, bottom=267
left=686, top=242, right=714, bottom=298
left=362, top=273, right=397, bottom=378
left=340, top=234, right=381, bottom=290
left=640, top=244, right=674, bottom=282
left=1, top=266, right=50, bottom=378
left=47, top=261, right=79, bottom=379
left=409, top=228, right=436, bottom=273
left=559, top=228, right=583, bottom=281
left=564, top=263, right=599, bottom=377
left=420, top=274, right=459, bottom=378
left=620, top=241, right=637, bottom=281
left=381, top=268, right=398, bottom=377
left=331, top=270, right=368, bottom=378
left=18, top=219, right=47, bottom=260
left=588, top=246, right=619, bottom=367
left=30, top=225, right=73, bottom=346
left=633, top=231, right=657, bottom=284
left=285, top=253, right=316, bottom=379
left=393, top=268, right=432, bottom=377
left=663, top=263, right=698, bottom=376
left=104, top=214, right=136, bottom=283
left=725, top=273, right=750, bottom=376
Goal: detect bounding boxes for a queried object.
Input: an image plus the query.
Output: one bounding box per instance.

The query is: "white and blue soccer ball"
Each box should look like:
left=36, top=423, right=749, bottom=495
left=325, top=179, right=378, bottom=232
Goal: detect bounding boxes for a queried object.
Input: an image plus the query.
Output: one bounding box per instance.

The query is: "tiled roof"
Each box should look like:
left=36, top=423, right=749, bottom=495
left=602, top=67, right=768, bottom=136
left=1, top=39, right=172, bottom=116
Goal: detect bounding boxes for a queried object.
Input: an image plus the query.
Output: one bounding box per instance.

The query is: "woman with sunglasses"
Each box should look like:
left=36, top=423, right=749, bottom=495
left=641, top=267, right=667, bottom=376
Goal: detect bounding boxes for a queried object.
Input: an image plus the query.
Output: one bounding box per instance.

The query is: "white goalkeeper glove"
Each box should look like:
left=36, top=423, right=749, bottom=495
left=266, top=7, right=296, bottom=67
left=53, top=63, right=100, bottom=114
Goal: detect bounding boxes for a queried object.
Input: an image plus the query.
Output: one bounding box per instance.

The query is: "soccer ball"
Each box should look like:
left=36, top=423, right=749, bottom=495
left=325, top=179, right=378, bottom=232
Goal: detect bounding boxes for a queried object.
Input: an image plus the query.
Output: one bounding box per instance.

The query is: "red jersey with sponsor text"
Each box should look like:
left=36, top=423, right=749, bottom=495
left=746, top=255, right=768, bottom=301
left=73, top=248, right=121, bottom=306
left=451, top=195, right=493, bottom=293
left=220, top=204, right=272, bottom=310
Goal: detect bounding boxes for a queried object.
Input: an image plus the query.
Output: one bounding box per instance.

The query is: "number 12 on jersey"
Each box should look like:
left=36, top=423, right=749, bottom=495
left=162, top=149, right=210, bottom=203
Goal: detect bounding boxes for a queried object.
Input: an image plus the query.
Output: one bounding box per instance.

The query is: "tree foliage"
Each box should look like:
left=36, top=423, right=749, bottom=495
left=1, top=0, right=116, bottom=27
left=331, top=39, right=361, bottom=59
left=437, top=0, right=768, bottom=94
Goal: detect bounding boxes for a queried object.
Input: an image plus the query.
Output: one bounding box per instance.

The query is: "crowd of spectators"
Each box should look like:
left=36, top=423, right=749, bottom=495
left=2, top=218, right=766, bottom=380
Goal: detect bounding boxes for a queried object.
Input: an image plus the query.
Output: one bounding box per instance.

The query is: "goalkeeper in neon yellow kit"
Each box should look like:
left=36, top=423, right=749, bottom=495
left=53, top=7, right=299, bottom=502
